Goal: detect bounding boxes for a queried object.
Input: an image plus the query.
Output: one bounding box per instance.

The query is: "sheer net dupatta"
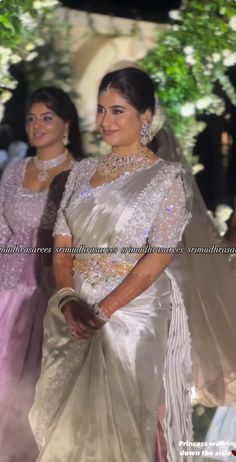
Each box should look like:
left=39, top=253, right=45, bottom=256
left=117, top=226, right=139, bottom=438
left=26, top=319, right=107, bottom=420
left=177, top=181, right=236, bottom=407
left=157, top=125, right=236, bottom=407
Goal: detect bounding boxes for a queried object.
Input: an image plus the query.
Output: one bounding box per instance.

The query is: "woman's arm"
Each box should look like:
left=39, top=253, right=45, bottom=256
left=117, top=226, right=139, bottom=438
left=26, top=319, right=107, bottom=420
left=53, top=234, right=102, bottom=338
left=53, top=234, right=73, bottom=288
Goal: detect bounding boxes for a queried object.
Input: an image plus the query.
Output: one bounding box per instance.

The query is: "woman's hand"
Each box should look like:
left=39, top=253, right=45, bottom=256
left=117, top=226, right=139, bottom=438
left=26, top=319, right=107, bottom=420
left=62, top=299, right=106, bottom=340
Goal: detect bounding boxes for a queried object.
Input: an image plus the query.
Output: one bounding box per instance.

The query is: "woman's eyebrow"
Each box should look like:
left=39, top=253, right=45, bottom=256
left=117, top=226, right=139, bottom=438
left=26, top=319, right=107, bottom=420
left=27, top=111, right=55, bottom=116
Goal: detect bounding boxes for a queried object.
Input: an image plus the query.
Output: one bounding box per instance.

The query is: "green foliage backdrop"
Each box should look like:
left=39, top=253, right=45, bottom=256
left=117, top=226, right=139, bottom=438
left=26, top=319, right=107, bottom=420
left=140, top=0, right=236, bottom=164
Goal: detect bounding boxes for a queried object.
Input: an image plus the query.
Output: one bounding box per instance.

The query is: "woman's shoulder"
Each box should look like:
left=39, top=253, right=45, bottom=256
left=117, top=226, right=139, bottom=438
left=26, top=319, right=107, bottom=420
left=152, top=158, right=191, bottom=186
left=158, top=158, right=190, bottom=176
left=148, top=158, right=192, bottom=199
left=70, top=156, right=97, bottom=176
left=61, top=156, right=97, bottom=195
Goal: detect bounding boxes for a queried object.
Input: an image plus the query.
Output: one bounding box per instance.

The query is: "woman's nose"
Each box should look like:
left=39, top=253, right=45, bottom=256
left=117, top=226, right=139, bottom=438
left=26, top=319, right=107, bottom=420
left=101, top=112, right=112, bottom=127
left=34, top=118, right=43, bottom=129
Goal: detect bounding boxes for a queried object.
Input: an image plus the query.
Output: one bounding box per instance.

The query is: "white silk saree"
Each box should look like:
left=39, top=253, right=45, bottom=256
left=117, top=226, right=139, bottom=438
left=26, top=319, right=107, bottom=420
left=29, top=158, right=195, bottom=462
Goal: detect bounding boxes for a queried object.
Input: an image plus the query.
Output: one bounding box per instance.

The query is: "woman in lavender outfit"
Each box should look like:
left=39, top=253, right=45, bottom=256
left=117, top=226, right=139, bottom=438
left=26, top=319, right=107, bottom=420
left=0, top=87, right=84, bottom=462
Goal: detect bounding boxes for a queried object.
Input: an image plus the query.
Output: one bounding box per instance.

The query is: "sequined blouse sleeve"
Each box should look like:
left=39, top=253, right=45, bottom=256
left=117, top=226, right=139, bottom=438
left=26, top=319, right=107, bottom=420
left=53, top=165, right=80, bottom=237
left=148, top=167, right=192, bottom=248
left=53, top=159, right=96, bottom=237
left=0, top=164, right=13, bottom=246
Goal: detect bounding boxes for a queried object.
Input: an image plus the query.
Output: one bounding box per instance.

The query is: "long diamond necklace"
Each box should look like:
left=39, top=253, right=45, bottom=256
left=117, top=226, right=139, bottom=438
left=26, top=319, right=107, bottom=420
left=34, top=149, right=68, bottom=181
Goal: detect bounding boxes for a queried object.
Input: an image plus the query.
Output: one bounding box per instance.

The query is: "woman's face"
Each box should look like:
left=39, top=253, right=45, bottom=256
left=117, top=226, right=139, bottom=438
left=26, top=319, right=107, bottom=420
left=26, top=102, right=68, bottom=149
left=96, top=88, right=149, bottom=150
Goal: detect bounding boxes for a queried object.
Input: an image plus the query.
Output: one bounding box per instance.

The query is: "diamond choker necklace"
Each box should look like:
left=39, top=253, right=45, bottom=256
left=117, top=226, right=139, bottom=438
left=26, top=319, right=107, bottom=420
left=34, top=149, right=68, bottom=181
left=96, top=147, right=154, bottom=180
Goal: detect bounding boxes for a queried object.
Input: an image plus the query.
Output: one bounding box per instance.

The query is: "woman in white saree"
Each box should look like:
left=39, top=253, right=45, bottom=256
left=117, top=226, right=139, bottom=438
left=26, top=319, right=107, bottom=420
left=29, top=67, right=236, bottom=462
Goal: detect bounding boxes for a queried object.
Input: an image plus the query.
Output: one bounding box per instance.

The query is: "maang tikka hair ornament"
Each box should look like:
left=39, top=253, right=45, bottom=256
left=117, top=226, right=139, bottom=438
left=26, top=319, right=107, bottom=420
left=104, top=81, right=112, bottom=97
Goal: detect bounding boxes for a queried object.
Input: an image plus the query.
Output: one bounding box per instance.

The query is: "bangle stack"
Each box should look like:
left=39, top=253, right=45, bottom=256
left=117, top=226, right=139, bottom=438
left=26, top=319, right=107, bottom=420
left=55, top=287, right=79, bottom=313
left=55, top=287, right=109, bottom=323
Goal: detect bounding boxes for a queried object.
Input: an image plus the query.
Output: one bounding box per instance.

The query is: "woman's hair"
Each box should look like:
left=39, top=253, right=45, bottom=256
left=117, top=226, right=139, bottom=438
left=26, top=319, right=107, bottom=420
left=26, top=86, right=85, bottom=159
left=98, top=67, right=159, bottom=152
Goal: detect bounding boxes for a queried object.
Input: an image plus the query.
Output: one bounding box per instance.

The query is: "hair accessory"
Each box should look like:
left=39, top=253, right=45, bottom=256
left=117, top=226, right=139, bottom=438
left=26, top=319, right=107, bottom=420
left=34, top=149, right=68, bottom=181
left=148, top=97, right=166, bottom=142
left=104, top=81, right=112, bottom=97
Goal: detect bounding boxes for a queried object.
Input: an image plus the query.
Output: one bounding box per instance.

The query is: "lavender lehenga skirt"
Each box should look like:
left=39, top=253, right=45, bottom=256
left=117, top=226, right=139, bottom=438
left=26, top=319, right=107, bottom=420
left=0, top=250, right=53, bottom=462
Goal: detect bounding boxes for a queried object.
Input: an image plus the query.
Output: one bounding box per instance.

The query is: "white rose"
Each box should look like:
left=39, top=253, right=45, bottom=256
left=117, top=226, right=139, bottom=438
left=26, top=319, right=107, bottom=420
left=186, top=55, right=196, bottom=66
left=0, top=90, right=12, bottom=104
left=183, top=46, right=194, bottom=55
left=0, top=47, right=11, bottom=65
left=219, top=7, right=226, bottom=15
left=229, top=15, right=236, bottom=31
left=0, top=103, right=4, bottom=122
left=180, top=102, right=195, bottom=117
left=10, top=54, right=22, bottom=64
left=223, top=52, right=236, bottom=67
left=25, top=51, right=38, bottom=62
left=35, top=38, right=45, bottom=46
left=212, top=52, right=221, bottom=63
left=192, top=163, right=204, bottom=175
left=33, top=0, right=58, bottom=9
left=215, top=204, right=233, bottom=222
left=196, top=96, right=212, bottom=110
left=168, top=10, right=182, bottom=21
left=20, top=12, right=37, bottom=30
left=25, top=42, right=35, bottom=52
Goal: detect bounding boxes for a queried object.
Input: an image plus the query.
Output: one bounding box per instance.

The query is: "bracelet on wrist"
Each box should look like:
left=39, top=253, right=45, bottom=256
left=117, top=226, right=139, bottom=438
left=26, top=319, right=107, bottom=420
left=55, top=287, right=77, bottom=312
left=59, top=295, right=79, bottom=313
left=90, top=303, right=109, bottom=323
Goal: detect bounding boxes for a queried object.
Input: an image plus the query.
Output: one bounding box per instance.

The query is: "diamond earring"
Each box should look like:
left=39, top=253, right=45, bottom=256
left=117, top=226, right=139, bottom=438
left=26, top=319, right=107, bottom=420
left=140, top=121, right=150, bottom=146
left=63, top=134, right=69, bottom=146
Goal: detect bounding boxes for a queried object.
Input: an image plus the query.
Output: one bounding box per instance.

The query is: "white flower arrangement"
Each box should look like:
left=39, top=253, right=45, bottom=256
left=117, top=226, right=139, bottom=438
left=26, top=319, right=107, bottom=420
left=0, top=103, right=4, bottom=121
left=196, top=96, right=212, bottom=110
left=222, top=49, right=231, bottom=57
left=180, top=102, right=195, bottom=117
left=185, top=55, right=196, bottom=66
left=20, top=12, right=37, bottom=30
left=25, top=51, right=38, bottom=62
left=223, top=52, right=236, bottom=67
left=212, top=52, right=221, bottom=63
left=229, top=15, right=236, bottom=31
left=168, top=10, right=182, bottom=21
left=33, top=0, right=58, bottom=9
left=183, top=46, right=194, bottom=55
left=0, top=91, right=12, bottom=104
left=0, top=0, right=61, bottom=124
